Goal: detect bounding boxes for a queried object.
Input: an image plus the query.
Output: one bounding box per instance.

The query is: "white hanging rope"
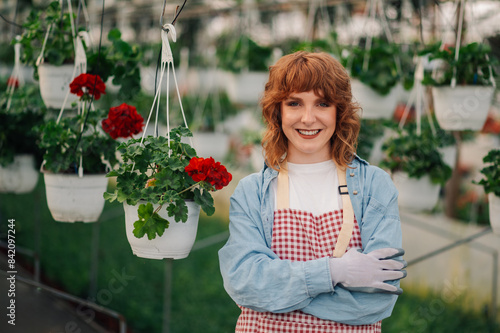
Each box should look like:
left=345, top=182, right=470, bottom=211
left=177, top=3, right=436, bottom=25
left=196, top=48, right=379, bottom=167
left=139, top=24, right=192, bottom=156
left=56, top=33, right=88, bottom=124
left=398, top=57, right=437, bottom=137
left=451, top=0, right=466, bottom=88
left=362, top=0, right=377, bottom=72
left=35, top=24, right=53, bottom=67
left=6, top=38, right=24, bottom=111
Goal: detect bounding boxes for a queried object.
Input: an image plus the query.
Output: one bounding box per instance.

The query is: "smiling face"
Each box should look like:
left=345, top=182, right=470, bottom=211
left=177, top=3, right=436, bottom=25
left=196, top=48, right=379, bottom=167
left=281, top=90, right=337, bottom=164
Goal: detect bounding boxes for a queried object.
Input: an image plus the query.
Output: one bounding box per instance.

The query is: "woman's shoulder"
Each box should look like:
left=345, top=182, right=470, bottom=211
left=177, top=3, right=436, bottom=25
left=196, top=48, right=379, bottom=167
left=351, top=155, right=397, bottom=198
left=352, top=155, right=391, bottom=181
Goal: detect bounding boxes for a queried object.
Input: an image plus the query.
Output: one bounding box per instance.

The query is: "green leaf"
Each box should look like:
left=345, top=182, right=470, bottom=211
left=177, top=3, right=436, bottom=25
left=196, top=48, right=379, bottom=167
left=166, top=198, right=189, bottom=223
left=194, top=188, right=215, bottom=216
left=103, top=191, right=117, bottom=202
left=133, top=203, right=169, bottom=240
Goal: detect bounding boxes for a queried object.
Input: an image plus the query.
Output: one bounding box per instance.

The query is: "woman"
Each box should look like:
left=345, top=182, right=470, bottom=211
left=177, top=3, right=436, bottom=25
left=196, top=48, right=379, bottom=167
left=219, top=51, right=406, bottom=332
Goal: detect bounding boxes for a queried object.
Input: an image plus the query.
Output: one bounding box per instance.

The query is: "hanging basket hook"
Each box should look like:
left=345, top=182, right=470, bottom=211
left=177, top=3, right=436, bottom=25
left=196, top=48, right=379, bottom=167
left=161, top=23, right=176, bottom=64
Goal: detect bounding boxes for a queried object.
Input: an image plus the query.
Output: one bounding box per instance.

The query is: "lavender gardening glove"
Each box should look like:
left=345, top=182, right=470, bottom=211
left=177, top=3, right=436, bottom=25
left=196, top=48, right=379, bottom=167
left=329, top=247, right=407, bottom=295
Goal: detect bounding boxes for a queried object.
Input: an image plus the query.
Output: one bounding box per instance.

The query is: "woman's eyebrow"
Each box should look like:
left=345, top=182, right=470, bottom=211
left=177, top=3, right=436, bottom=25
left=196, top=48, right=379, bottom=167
left=285, top=96, right=303, bottom=102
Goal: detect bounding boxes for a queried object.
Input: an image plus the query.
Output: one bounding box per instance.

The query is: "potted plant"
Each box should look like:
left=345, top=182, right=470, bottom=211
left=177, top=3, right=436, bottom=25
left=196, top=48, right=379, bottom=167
left=421, top=42, right=497, bottom=131
left=38, top=73, right=144, bottom=222
left=17, top=1, right=82, bottom=109
left=177, top=91, right=239, bottom=161
left=87, top=28, right=142, bottom=100
left=475, top=149, right=500, bottom=234
left=216, top=34, right=272, bottom=105
left=341, top=37, right=402, bottom=119
left=0, top=80, right=45, bottom=194
left=103, top=126, right=233, bottom=260
left=380, top=123, right=453, bottom=212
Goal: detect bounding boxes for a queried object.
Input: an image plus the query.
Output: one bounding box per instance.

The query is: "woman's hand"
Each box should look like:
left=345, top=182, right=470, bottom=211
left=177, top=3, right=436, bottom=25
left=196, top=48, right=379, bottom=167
left=329, top=248, right=407, bottom=295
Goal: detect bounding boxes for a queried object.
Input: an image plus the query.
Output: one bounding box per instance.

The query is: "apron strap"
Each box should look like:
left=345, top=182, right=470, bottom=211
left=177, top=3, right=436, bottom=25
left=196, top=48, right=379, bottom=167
left=276, top=162, right=289, bottom=210
left=275, top=160, right=354, bottom=257
left=332, top=166, right=354, bottom=258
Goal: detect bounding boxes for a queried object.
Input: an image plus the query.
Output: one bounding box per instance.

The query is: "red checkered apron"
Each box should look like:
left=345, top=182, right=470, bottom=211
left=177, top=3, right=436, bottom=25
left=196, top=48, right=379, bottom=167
left=235, top=170, right=382, bottom=333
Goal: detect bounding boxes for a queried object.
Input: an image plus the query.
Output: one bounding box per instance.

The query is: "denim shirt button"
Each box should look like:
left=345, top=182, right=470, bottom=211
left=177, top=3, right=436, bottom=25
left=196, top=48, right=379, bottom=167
left=350, top=172, right=355, bottom=177
left=353, top=190, right=358, bottom=195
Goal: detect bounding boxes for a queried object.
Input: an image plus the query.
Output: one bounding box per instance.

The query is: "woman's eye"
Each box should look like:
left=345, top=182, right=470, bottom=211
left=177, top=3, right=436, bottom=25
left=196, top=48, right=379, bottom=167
left=287, top=101, right=299, bottom=107
left=319, top=102, right=330, bottom=107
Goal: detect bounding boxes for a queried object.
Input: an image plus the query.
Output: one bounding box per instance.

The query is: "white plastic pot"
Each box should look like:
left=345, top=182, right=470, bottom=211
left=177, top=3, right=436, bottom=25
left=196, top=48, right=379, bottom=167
left=43, top=173, right=108, bottom=222
left=351, top=79, right=399, bottom=119
left=0, top=154, right=39, bottom=194
left=488, top=193, right=500, bottom=235
left=38, top=64, right=79, bottom=109
left=124, top=201, right=201, bottom=260
left=392, top=172, right=441, bottom=212
left=191, top=131, right=230, bottom=161
left=432, top=86, right=494, bottom=131
left=226, top=71, right=268, bottom=105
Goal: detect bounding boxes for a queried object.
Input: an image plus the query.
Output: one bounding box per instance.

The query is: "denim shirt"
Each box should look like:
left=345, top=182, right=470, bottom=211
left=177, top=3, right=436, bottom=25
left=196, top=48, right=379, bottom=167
left=218, top=156, right=402, bottom=325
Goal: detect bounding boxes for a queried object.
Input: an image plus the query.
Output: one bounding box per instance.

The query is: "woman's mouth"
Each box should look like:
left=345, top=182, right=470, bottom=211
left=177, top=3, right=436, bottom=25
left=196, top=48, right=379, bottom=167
left=297, top=129, right=320, bottom=136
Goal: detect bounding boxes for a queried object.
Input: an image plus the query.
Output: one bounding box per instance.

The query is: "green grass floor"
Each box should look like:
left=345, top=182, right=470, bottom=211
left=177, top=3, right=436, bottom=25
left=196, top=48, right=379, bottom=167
left=1, top=179, right=498, bottom=332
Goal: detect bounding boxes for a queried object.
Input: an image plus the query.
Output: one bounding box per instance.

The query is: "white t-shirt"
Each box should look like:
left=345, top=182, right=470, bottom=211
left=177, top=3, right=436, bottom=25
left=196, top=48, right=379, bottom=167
left=271, top=160, right=342, bottom=216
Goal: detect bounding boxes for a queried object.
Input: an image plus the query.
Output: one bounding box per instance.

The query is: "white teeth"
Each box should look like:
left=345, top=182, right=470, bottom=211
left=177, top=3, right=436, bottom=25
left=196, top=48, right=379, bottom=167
left=298, top=130, right=320, bottom=136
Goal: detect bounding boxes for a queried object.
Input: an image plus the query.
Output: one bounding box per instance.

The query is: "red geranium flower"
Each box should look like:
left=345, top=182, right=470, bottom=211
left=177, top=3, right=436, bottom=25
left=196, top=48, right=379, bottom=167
left=102, top=103, right=144, bottom=139
left=185, top=157, right=232, bottom=190
left=69, top=73, right=106, bottom=100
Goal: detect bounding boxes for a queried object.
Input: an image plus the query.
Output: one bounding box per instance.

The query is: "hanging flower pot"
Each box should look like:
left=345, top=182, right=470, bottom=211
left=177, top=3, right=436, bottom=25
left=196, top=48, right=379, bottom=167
left=432, top=86, right=495, bottom=131
left=380, top=123, right=452, bottom=212
left=421, top=42, right=496, bottom=131
left=124, top=200, right=201, bottom=259
left=226, top=71, right=268, bottom=105
left=351, top=79, right=399, bottom=119
left=106, top=28, right=233, bottom=260
left=43, top=172, right=108, bottom=222
left=191, top=131, right=230, bottom=162
left=0, top=154, right=39, bottom=194
left=488, top=193, right=500, bottom=235
left=104, top=129, right=233, bottom=260
left=37, top=73, right=144, bottom=223
left=38, top=64, right=79, bottom=109
left=392, top=172, right=441, bottom=211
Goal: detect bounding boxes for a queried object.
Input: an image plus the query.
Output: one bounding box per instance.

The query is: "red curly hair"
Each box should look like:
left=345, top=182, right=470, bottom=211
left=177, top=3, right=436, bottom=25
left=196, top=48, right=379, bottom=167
left=261, top=51, right=361, bottom=170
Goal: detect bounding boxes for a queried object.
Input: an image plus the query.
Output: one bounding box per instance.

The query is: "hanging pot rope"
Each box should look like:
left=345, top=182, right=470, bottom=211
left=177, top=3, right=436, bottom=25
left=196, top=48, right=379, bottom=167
left=39, top=0, right=98, bottom=178
left=348, top=0, right=402, bottom=80
left=56, top=32, right=88, bottom=123
left=398, top=57, right=437, bottom=137
left=139, top=23, right=192, bottom=156
left=451, top=0, right=466, bottom=88
left=134, top=2, right=190, bottom=173
left=6, top=37, right=24, bottom=111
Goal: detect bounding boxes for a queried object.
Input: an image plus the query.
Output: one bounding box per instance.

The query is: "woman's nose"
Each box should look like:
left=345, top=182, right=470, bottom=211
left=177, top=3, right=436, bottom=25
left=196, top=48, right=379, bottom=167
left=301, top=106, right=316, bottom=124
